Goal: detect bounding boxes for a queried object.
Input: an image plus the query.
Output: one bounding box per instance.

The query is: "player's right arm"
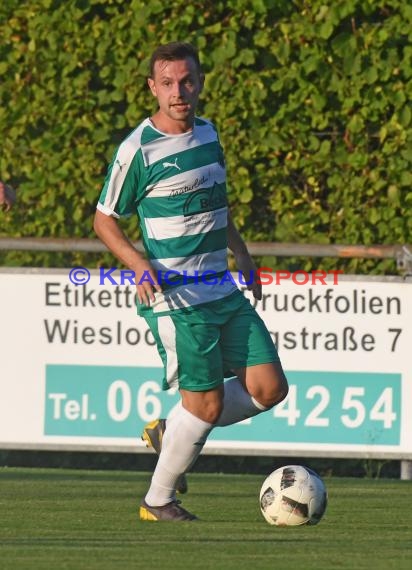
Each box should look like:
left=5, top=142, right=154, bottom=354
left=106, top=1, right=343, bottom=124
left=93, top=210, right=161, bottom=307
left=95, top=139, right=162, bottom=306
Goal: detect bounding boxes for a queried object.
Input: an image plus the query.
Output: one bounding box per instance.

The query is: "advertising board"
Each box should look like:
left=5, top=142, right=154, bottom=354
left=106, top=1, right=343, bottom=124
left=0, top=268, right=410, bottom=458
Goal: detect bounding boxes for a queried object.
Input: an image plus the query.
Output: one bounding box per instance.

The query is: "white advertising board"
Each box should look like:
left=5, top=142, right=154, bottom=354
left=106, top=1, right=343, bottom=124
left=0, top=268, right=410, bottom=458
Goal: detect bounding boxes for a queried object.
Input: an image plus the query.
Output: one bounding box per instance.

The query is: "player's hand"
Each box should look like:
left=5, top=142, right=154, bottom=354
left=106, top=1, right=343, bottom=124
left=133, top=259, right=162, bottom=306
left=234, top=251, right=262, bottom=300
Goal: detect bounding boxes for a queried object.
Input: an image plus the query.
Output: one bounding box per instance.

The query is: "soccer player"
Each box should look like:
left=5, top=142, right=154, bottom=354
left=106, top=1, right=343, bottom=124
left=0, top=181, right=16, bottom=211
left=94, top=42, right=289, bottom=521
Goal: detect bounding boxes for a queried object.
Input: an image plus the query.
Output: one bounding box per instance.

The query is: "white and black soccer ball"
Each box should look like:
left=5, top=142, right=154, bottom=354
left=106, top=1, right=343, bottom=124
left=259, top=465, right=327, bottom=527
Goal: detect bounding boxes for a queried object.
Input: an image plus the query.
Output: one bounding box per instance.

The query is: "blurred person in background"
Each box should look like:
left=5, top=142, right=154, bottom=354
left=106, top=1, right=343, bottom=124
left=0, top=181, right=16, bottom=211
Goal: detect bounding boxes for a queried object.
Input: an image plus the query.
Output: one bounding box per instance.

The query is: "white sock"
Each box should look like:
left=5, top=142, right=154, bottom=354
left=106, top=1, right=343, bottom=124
left=145, top=406, right=212, bottom=507
left=215, top=376, right=269, bottom=426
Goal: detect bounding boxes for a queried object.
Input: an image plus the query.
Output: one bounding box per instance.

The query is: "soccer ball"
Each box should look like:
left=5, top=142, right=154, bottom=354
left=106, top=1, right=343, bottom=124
left=259, top=465, right=327, bottom=526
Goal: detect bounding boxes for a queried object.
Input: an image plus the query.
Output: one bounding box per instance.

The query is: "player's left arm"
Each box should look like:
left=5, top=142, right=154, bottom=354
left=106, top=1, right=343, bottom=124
left=227, top=210, right=262, bottom=300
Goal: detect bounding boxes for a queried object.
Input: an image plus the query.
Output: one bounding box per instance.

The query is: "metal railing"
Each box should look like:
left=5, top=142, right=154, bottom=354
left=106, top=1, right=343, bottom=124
left=1, top=237, right=411, bottom=274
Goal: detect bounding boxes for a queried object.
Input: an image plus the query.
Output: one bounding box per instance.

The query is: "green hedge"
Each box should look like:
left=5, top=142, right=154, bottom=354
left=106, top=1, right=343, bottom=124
left=1, top=0, right=411, bottom=272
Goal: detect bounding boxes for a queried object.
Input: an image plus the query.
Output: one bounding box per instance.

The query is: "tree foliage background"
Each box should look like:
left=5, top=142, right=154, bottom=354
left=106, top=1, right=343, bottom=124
left=1, top=0, right=411, bottom=272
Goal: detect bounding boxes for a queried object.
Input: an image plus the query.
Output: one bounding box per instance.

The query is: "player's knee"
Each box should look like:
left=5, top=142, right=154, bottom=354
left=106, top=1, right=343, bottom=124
left=270, top=380, right=289, bottom=407
left=260, top=375, right=289, bottom=409
left=203, top=401, right=224, bottom=424
left=184, top=399, right=223, bottom=424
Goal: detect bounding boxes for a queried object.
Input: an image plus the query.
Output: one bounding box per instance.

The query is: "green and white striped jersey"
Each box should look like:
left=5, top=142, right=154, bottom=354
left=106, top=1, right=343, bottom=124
left=97, top=116, right=238, bottom=315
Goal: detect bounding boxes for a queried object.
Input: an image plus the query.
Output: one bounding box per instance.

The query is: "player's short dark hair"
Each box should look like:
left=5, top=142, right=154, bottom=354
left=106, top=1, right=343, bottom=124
left=149, top=42, right=202, bottom=77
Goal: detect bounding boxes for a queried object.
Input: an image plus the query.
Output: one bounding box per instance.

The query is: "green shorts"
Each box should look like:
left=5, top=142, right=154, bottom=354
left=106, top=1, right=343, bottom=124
left=144, top=289, right=279, bottom=392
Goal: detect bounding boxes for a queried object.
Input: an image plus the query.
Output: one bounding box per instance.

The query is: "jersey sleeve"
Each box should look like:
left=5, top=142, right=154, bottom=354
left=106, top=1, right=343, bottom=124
left=97, top=143, right=144, bottom=218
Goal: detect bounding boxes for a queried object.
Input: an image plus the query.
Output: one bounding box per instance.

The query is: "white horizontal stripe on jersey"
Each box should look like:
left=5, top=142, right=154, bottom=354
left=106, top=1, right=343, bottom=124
left=151, top=249, right=228, bottom=275
left=145, top=163, right=226, bottom=197
left=142, top=121, right=217, bottom=167
left=145, top=206, right=227, bottom=240
left=150, top=280, right=238, bottom=314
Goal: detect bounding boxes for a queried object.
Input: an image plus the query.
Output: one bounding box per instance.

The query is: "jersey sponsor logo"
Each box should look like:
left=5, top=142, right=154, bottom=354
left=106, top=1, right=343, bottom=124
left=183, top=212, right=214, bottom=228
left=168, top=174, right=209, bottom=199
left=183, top=182, right=227, bottom=216
left=162, top=158, right=181, bottom=171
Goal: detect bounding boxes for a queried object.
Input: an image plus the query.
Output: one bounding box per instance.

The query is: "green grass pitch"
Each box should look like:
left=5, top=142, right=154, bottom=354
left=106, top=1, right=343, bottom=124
left=1, top=467, right=411, bottom=570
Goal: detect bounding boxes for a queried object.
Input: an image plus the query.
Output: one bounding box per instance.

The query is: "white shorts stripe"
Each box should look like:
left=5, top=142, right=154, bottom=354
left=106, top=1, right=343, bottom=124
left=157, top=315, right=179, bottom=389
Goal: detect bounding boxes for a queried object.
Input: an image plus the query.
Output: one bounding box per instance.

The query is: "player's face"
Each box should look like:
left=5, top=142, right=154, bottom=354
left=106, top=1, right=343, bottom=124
left=148, top=57, right=204, bottom=133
